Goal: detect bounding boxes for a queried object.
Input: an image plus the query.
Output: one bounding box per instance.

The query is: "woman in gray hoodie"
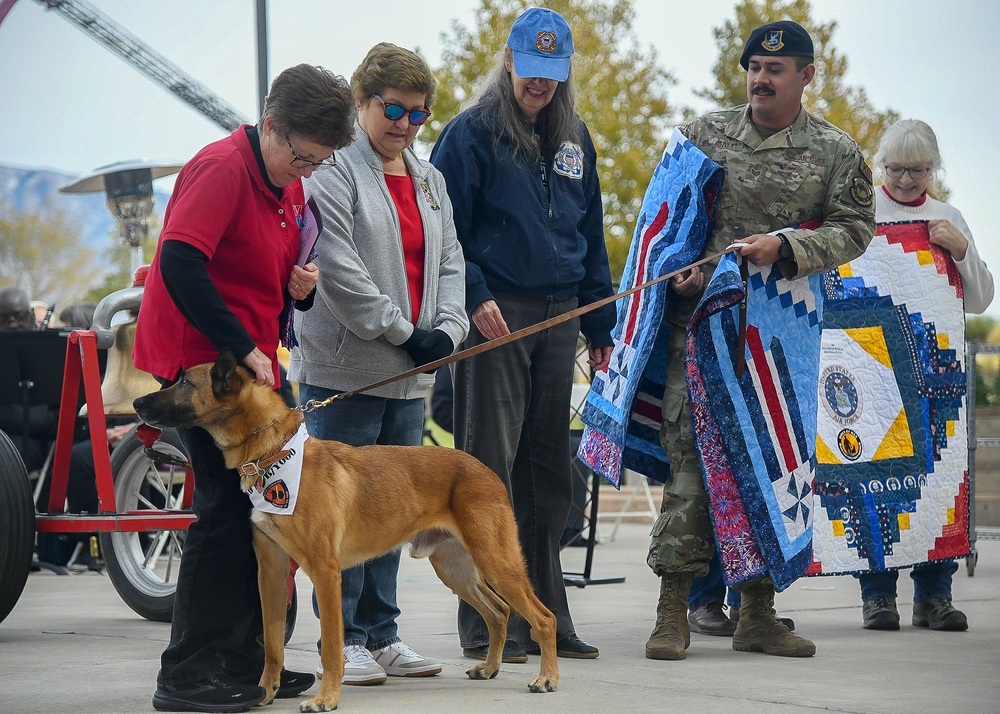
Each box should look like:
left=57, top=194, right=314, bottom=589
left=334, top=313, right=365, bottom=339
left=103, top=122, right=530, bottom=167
left=289, top=43, right=468, bottom=686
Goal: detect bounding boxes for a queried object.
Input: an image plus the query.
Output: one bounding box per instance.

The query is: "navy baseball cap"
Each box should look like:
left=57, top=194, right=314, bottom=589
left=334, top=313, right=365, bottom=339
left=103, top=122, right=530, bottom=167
left=506, top=7, right=574, bottom=82
left=740, top=20, right=814, bottom=69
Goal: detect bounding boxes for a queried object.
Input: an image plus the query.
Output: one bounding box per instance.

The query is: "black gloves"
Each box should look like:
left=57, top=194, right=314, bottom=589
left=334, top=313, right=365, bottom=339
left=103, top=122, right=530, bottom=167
left=401, top=327, right=432, bottom=353
left=402, top=328, right=454, bottom=370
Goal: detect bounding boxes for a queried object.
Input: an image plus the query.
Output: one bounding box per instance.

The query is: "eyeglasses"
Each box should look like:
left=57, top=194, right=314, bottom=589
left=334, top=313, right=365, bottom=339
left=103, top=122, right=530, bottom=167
left=372, top=95, right=431, bottom=126
left=884, top=165, right=930, bottom=180
left=286, top=137, right=336, bottom=169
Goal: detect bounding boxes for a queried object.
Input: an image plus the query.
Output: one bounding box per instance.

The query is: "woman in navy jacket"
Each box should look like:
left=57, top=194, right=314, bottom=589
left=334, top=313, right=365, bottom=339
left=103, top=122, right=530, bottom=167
left=431, top=7, right=615, bottom=661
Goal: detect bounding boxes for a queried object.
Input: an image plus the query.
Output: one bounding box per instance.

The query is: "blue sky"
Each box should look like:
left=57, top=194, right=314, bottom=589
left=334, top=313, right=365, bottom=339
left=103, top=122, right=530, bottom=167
left=2, top=0, right=998, bottom=315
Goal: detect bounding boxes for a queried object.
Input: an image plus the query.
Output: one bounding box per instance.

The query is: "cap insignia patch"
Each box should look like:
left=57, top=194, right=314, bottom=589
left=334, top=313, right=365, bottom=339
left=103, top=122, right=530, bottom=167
left=762, top=30, right=785, bottom=52
left=536, top=31, right=557, bottom=53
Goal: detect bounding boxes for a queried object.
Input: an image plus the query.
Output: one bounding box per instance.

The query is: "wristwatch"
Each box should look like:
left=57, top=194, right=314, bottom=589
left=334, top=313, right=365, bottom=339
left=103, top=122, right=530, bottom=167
left=777, top=233, right=794, bottom=261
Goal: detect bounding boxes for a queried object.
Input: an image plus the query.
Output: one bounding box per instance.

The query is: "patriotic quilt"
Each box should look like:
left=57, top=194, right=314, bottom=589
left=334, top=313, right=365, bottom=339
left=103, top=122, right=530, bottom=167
left=808, top=221, right=971, bottom=575
left=577, top=128, right=723, bottom=488
left=687, top=251, right=825, bottom=590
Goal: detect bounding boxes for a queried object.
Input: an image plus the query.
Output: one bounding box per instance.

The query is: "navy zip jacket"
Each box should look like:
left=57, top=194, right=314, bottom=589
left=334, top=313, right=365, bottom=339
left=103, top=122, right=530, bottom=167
left=430, top=106, right=616, bottom=347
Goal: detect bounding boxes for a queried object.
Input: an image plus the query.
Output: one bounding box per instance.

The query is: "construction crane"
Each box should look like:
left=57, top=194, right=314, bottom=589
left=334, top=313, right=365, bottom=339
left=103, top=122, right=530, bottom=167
left=33, top=0, right=251, bottom=132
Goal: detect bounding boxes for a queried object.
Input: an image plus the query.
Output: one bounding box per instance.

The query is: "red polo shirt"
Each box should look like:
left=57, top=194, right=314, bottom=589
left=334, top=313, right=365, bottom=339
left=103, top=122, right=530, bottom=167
left=134, top=126, right=303, bottom=382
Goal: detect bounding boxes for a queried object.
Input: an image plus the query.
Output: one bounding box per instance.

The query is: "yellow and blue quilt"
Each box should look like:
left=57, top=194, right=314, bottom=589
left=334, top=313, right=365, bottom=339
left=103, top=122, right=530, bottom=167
left=807, top=221, right=971, bottom=575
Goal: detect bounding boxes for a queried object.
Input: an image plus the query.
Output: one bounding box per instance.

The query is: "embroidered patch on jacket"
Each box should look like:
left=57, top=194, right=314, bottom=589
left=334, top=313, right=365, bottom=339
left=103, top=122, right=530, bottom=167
left=419, top=179, right=440, bottom=210
left=536, top=31, right=557, bottom=53
left=851, top=177, right=874, bottom=206
left=553, top=141, right=584, bottom=179
left=246, top=423, right=308, bottom=515
left=762, top=30, right=784, bottom=52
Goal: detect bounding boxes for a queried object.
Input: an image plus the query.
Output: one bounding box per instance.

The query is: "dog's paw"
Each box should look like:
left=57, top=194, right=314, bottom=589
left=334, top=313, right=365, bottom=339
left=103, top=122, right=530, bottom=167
left=528, top=676, right=557, bottom=693
left=260, top=686, right=278, bottom=706
left=465, top=663, right=499, bottom=680
left=299, top=696, right=338, bottom=712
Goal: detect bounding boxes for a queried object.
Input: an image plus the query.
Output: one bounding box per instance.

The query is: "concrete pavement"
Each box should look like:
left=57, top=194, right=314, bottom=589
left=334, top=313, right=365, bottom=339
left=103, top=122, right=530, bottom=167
left=1, top=523, right=997, bottom=714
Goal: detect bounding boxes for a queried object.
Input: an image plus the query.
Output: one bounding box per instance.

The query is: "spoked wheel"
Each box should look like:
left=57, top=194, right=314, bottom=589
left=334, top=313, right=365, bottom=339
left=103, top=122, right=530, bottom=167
left=0, top=429, right=35, bottom=624
left=100, top=427, right=189, bottom=622
left=99, top=427, right=299, bottom=641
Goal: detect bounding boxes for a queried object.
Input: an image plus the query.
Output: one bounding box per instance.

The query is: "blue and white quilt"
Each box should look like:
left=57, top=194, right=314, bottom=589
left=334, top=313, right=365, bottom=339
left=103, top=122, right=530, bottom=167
left=578, top=128, right=723, bottom=487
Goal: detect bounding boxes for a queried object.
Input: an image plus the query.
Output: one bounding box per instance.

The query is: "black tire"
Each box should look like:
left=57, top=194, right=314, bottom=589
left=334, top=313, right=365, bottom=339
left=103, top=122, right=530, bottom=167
left=0, top=429, right=35, bottom=624
left=100, top=427, right=189, bottom=622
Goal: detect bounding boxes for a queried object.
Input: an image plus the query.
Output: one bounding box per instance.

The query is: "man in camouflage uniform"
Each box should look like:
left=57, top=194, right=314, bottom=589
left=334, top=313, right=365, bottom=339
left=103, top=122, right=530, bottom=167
left=645, top=20, right=876, bottom=661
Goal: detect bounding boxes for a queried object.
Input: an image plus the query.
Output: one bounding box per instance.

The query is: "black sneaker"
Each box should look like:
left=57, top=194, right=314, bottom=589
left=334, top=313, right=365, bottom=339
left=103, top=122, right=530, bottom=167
left=462, top=640, right=528, bottom=663
left=233, top=668, right=315, bottom=698
left=862, top=595, right=900, bottom=630
left=913, top=597, right=969, bottom=631
left=152, top=675, right=266, bottom=713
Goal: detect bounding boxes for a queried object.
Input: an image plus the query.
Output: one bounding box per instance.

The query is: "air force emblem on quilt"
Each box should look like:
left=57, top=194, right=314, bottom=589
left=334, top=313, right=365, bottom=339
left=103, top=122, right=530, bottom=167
left=762, top=30, right=784, bottom=52
left=553, top=141, right=584, bottom=179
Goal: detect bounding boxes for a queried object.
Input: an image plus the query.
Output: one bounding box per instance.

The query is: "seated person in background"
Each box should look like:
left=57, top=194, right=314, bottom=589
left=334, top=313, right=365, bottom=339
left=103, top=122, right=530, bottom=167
left=1, top=287, right=35, bottom=331
left=0, top=286, right=58, bottom=472
left=59, top=302, right=97, bottom=331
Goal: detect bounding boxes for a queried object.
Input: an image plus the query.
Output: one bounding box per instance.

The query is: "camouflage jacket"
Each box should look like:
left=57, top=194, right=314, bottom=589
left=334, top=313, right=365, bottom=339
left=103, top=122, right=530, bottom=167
left=669, top=105, right=876, bottom=325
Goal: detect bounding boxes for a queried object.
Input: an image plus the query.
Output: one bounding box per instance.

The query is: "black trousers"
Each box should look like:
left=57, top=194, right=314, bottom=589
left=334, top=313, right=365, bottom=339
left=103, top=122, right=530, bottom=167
left=453, top=293, right=580, bottom=648
left=158, top=425, right=263, bottom=686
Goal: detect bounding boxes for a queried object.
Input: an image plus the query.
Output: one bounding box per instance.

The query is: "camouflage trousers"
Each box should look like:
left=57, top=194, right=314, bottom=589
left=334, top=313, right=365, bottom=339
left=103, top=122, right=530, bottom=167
left=647, top=327, right=715, bottom=578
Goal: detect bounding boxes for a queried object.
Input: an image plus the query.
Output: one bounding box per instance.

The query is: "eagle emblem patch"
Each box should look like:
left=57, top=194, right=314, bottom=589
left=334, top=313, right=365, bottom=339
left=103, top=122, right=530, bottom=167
left=536, top=31, right=557, bottom=53
left=553, top=141, right=583, bottom=179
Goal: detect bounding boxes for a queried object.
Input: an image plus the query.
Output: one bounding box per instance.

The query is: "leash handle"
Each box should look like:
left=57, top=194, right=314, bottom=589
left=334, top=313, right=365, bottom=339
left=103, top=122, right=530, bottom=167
left=735, top=254, right=749, bottom=378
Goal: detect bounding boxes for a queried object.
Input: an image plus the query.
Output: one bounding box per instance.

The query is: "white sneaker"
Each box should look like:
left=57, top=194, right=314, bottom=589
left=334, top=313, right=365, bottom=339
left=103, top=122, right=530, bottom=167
left=315, top=645, right=387, bottom=685
left=369, top=641, right=442, bottom=677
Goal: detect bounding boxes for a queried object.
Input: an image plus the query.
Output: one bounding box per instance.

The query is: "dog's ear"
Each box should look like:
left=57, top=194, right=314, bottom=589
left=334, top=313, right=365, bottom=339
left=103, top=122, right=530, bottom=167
left=211, top=348, right=240, bottom=398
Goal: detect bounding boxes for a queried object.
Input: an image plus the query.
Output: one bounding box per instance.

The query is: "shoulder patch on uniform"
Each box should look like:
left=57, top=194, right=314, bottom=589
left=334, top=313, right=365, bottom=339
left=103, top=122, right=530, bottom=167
left=553, top=141, right=583, bottom=179
left=851, top=176, right=874, bottom=206
left=858, top=155, right=873, bottom=184
left=419, top=179, right=440, bottom=210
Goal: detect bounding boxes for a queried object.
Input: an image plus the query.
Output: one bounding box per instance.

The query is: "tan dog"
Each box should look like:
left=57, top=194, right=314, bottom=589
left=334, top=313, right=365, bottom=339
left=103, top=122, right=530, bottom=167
left=133, top=349, right=558, bottom=712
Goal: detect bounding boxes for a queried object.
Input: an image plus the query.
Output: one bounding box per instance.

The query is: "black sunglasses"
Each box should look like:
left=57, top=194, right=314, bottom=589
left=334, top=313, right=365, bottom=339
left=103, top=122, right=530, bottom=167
left=372, top=94, right=431, bottom=126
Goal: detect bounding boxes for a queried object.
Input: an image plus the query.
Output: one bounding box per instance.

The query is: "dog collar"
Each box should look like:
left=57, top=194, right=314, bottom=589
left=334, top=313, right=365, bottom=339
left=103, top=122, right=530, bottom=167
left=238, top=449, right=294, bottom=490
left=238, top=422, right=302, bottom=489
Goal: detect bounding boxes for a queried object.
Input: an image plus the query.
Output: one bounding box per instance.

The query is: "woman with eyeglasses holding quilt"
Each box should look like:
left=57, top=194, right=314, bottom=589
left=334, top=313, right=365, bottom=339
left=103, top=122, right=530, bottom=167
left=135, top=64, right=355, bottom=713
left=289, top=43, right=468, bottom=685
left=857, top=119, right=994, bottom=634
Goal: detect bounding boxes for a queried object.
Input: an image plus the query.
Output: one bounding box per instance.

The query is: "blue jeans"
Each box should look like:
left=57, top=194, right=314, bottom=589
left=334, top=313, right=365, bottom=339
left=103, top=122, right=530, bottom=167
left=857, top=560, right=958, bottom=603
left=299, top=383, right=424, bottom=650
left=689, top=549, right=740, bottom=611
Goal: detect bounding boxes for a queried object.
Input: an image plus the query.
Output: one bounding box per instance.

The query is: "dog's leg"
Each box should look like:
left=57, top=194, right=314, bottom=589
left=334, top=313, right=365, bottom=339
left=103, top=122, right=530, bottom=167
left=427, top=539, right=509, bottom=681
left=253, top=528, right=290, bottom=705
left=461, top=512, right=559, bottom=693
left=299, top=560, right=343, bottom=713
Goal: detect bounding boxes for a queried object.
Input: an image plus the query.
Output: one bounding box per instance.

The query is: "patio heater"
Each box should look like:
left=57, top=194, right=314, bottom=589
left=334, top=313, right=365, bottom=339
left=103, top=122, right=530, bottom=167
left=59, top=160, right=183, bottom=275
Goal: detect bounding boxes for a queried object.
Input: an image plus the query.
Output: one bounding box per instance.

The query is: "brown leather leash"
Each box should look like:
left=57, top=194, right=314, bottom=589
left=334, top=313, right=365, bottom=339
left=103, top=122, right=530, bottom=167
left=298, top=244, right=747, bottom=412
